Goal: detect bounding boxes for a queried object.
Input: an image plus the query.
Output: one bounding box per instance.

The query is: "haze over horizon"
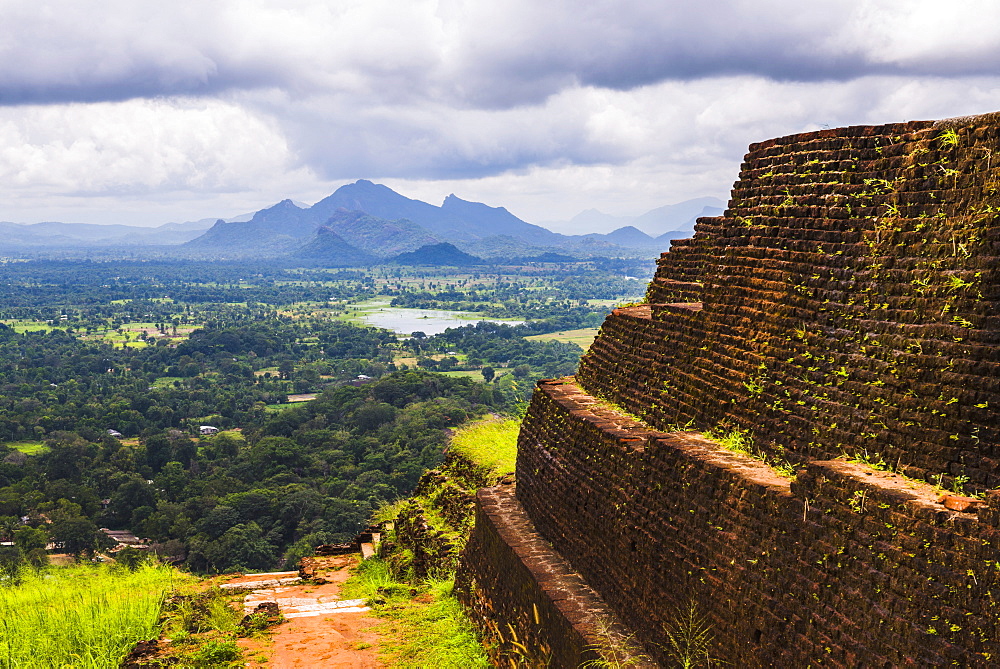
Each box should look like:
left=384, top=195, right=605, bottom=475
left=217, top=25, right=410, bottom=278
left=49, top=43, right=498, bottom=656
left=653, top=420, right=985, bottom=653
left=2, top=1, right=1000, bottom=228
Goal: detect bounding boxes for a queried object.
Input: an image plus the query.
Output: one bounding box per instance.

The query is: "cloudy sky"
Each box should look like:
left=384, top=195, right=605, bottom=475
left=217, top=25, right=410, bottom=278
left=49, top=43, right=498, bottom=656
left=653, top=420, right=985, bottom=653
left=3, top=0, right=1000, bottom=231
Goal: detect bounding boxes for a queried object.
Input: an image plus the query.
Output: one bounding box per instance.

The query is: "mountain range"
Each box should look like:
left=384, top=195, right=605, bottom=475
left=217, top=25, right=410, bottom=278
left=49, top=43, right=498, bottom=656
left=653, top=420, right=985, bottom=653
left=547, top=197, right=724, bottom=236
left=0, top=181, right=724, bottom=262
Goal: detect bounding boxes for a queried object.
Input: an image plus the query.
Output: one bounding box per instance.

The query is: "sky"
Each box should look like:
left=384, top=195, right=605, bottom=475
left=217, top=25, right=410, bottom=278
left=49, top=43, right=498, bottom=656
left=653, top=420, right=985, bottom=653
left=3, top=0, right=1000, bottom=232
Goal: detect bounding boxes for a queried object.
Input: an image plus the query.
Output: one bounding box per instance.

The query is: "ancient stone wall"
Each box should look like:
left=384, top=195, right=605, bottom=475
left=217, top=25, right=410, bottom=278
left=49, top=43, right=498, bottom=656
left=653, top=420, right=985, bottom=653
left=516, top=379, right=1000, bottom=666
left=581, top=116, right=1000, bottom=488
left=456, top=482, right=651, bottom=667
left=456, top=113, right=1000, bottom=665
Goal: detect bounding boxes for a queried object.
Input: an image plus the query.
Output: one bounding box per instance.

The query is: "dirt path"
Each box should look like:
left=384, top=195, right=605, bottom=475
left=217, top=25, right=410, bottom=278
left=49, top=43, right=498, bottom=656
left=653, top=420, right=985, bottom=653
left=227, top=555, right=384, bottom=668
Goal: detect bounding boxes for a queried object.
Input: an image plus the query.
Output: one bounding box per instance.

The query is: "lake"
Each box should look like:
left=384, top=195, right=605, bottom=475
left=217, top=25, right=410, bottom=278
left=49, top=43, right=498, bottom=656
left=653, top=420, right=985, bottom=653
left=354, top=302, right=523, bottom=336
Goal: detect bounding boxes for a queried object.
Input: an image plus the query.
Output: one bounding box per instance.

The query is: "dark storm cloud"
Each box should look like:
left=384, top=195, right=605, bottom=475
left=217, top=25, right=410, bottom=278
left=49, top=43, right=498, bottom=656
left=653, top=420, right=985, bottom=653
left=3, top=0, right=1000, bottom=226
left=1, top=1, right=997, bottom=108
left=435, top=0, right=880, bottom=107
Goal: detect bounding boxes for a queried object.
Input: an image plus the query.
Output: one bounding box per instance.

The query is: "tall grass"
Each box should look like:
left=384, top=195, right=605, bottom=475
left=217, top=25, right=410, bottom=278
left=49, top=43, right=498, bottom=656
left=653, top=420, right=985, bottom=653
left=0, top=563, right=184, bottom=668
left=449, top=416, right=520, bottom=476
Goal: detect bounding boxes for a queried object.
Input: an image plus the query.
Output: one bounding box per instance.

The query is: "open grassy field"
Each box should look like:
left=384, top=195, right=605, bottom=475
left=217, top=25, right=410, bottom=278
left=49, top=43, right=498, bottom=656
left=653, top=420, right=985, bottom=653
left=440, top=369, right=512, bottom=382
left=524, top=327, right=600, bottom=350
left=1, top=319, right=66, bottom=334
left=3, top=316, right=200, bottom=347
left=151, top=376, right=185, bottom=389
left=0, top=563, right=188, bottom=667
left=4, top=440, right=48, bottom=455
left=440, top=370, right=485, bottom=381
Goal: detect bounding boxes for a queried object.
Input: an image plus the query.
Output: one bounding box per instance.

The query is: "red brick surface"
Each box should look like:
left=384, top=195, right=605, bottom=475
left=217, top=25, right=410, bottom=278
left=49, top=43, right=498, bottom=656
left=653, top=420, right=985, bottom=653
left=582, top=117, right=1000, bottom=487
left=456, top=481, right=653, bottom=667
left=459, top=114, right=1000, bottom=666
left=513, top=380, right=1000, bottom=666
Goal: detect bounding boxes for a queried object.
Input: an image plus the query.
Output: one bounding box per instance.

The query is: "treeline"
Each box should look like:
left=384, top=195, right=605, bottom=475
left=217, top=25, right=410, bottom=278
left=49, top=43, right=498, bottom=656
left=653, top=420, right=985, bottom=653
left=424, top=322, right=583, bottom=379
left=0, top=371, right=502, bottom=575
left=0, top=259, right=374, bottom=309
left=0, top=318, right=394, bottom=440
left=0, top=258, right=651, bottom=312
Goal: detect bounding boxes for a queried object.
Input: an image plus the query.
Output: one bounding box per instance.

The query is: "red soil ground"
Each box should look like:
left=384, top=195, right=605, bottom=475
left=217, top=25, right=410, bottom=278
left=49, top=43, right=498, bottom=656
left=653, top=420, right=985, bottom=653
left=231, top=555, right=384, bottom=668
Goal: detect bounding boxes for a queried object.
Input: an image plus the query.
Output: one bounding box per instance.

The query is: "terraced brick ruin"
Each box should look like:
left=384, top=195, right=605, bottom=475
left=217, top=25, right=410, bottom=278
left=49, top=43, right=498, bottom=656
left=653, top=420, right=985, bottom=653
left=458, top=112, right=1000, bottom=666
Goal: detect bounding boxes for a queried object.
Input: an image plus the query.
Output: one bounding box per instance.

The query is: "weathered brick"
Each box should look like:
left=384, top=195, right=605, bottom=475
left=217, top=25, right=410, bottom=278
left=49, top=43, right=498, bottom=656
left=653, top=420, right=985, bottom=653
left=458, top=113, right=1000, bottom=666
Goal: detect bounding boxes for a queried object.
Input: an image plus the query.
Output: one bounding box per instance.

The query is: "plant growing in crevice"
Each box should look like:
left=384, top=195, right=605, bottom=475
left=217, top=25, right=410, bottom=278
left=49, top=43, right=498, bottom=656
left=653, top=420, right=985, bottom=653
left=938, top=128, right=960, bottom=148
left=580, top=619, right=651, bottom=668
left=661, top=600, right=723, bottom=668
left=703, top=426, right=795, bottom=478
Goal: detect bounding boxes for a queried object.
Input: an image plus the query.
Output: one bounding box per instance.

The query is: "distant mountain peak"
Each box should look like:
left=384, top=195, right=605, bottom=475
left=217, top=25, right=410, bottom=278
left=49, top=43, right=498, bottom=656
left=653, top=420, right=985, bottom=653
left=345, top=179, right=395, bottom=194
left=175, top=180, right=662, bottom=260
left=392, top=242, right=484, bottom=266
left=609, top=225, right=647, bottom=235
left=293, top=225, right=376, bottom=266
left=571, top=208, right=611, bottom=220
left=441, top=193, right=511, bottom=214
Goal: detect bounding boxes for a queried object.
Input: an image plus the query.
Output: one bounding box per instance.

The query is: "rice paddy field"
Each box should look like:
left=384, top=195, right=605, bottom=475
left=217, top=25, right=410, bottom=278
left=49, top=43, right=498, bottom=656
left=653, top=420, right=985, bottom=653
left=0, top=563, right=188, bottom=668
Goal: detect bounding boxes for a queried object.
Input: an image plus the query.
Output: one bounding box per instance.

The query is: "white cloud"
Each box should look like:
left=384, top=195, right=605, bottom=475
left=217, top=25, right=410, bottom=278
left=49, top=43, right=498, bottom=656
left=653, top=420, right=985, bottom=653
left=373, top=74, right=1000, bottom=223
left=0, top=98, right=293, bottom=193
left=3, top=1, right=1000, bottom=225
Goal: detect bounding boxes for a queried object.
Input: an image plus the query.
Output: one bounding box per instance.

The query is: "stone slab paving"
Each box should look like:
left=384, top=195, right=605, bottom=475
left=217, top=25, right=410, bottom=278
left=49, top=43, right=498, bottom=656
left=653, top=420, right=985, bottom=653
left=243, top=583, right=370, bottom=619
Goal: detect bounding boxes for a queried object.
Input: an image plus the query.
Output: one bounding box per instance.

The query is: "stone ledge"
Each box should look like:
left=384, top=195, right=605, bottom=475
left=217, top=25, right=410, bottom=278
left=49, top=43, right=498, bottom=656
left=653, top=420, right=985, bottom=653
left=456, top=481, right=654, bottom=667
left=515, top=376, right=1000, bottom=664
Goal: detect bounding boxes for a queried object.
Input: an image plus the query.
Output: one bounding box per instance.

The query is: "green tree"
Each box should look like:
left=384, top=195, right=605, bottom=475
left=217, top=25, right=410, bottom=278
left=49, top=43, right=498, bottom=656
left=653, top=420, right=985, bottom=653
left=13, top=525, right=48, bottom=567
left=51, top=516, right=102, bottom=557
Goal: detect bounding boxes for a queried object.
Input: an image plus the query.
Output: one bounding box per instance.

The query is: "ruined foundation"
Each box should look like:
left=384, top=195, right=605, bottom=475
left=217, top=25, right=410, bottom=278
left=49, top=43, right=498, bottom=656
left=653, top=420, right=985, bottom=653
left=459, top=114, right=1000, bottom=665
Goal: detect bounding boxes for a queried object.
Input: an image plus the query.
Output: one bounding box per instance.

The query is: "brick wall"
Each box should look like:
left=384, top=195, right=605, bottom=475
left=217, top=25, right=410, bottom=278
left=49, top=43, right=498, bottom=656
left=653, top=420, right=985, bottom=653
left=459, top=112, right=1000, bottom=666
left=516, top=379, right=1000, bottom=666
left=580, top=115, right=1000, bottom=488
left=456, top=482, right=652, bottom=667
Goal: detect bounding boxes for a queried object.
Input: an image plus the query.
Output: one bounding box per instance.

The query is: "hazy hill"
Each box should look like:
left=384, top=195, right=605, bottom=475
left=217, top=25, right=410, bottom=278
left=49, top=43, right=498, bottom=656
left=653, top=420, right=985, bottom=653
left=458, top=234, right=542, bottom=259
left=438, top=193, right=561, bottom=245
left=323, top=210, right=439, bottom=257
left=183, top=200, right=315, bottom=256
left=0, top=218, right=216, bottom=248
left=631, top=200, right=724, bottom=236
left=581, top=225, right=657, bottom=249
left=292, top=226, right=377, bottom=266
left=391, top=242, right=484, bottom=266
left=544, top=198, right=725, bottom=236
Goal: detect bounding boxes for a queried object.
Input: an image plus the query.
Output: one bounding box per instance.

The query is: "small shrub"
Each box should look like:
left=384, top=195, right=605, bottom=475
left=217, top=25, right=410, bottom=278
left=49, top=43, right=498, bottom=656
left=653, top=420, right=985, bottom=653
left=191, top=637, right=240, bottom=666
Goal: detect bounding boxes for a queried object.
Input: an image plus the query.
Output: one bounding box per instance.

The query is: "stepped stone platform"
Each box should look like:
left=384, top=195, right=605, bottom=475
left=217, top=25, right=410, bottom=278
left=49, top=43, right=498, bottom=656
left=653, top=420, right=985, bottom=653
left=457, top=480, right=652, bottom=667
left=458, top=112, right=1000, bottom=665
